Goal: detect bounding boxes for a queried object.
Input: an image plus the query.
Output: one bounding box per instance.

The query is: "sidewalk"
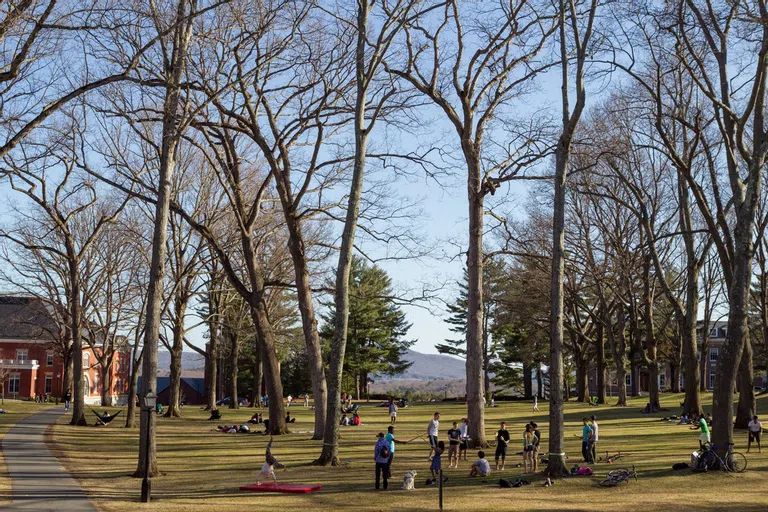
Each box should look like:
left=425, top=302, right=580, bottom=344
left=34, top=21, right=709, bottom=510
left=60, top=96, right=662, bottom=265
left=2, top=407, right=96, bottom=511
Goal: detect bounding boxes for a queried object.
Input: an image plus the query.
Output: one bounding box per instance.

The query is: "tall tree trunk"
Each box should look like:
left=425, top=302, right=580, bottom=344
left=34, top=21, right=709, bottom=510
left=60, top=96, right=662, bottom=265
left=523, top=362, right=533, bottom=399
left=613, top=306, right=628, bottom=407
left=165, top=296, right=186, bottom=418
left=596, top=319, right=607, bottom=404
left=630, top=357, right=640, bottom=397
left=575, top=357, right=587, bottom=403
left=735, top=337, right=755, bottom=429
left=670, top=364, right=680, bottom=394
left=251, top=353, right=261, bottom=408
left=125, top=347, right=143, bottom=428
left=648, top=358, right=660, bottom=411
left=228, top=330, right=238, bottom=410
left=465, top=158, right=486, bottom=449
left=537, top=362, right=544, bottom=399
left=61, top=346, right=73, bottom=401
left=135, top=0, right=194, bottom=478
left=205, top=323, right=218, bottom=411
left=101, top=366, right=112, bottom=407
left=68, top=254, right=87, bottom=426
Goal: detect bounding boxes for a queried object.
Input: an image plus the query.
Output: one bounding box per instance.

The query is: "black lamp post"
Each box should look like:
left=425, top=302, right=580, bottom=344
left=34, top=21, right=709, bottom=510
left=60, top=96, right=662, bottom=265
left=140, top=392, right=157, bottom=503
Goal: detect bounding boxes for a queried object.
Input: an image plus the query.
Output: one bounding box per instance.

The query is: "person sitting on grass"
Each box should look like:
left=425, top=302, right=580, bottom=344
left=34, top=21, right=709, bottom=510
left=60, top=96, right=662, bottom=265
left=428, top=441, right=446, bottom=485
left=690, top=412, right=710, bottom=450
left=351, top=412, right=361, bottom=426
left=285, top=412, right=296, bottom=424
left=678, top=412, right=690, bottom=425
left=208, top=408, right=221, bottom=421
left=469, top=451, right=491, bottom=477
left=248, top=412, right=262, bottom=424
left=340, top=414, right=349, bottom=426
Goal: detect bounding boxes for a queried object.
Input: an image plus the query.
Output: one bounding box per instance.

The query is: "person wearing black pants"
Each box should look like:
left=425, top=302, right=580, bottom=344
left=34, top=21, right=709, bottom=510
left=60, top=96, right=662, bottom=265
left=374, top=432, right=390, bottom=490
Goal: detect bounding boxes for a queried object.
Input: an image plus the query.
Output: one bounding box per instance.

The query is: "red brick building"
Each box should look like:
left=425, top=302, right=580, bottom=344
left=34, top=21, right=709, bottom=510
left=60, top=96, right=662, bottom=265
left=0, top=295, right=131, bottom=405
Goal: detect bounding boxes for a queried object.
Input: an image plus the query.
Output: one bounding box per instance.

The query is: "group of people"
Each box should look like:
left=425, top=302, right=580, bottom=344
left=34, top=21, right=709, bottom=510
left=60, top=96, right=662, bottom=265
left=340, top=412, right=362, bottom=426
left=579, top=416, right=599, bottom=464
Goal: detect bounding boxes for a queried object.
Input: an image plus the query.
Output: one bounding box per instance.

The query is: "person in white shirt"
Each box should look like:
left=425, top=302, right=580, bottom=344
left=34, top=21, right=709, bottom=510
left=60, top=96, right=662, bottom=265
left=286, top=394, right=292, bottom=407
left=303, top=394, right=309, bottom=408
left=747, top=415, right=762, bottom=453
left=427, top=412, right=440, bottom=460
left=389, top=400, right=398, bottom=425
left=533, top=395, right=539, bottom=412
left=459, top=417, right=470, bottom=461
left=590, top=415, right=599, bottom=463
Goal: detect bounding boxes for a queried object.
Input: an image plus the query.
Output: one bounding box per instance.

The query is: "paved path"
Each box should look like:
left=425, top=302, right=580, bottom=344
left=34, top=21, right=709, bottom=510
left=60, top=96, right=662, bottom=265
left=2, top=407, right=96, bottom=511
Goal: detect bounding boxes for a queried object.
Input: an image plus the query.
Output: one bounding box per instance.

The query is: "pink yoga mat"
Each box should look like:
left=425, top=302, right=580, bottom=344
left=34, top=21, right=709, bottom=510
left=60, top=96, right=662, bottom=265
left=239, top=482, right=323, bottom=494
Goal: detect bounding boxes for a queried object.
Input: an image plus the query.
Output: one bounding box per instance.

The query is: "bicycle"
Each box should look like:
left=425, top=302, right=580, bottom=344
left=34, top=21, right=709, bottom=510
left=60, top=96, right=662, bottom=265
left=598, top=451, right=623, bottom=463
left=598, top=464, right=638, bottom=487
left=698, top=442, right=747, bottom=473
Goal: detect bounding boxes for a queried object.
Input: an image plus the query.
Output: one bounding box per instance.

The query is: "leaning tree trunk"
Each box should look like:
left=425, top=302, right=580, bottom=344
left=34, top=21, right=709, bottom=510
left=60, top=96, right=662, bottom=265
left=249, top=303, right=286, bottom=435
left=280, top=216, right=327, bottom=438
left=465, top=156, right=487, bottom=449
left=735, top=337, right=755, bottom=429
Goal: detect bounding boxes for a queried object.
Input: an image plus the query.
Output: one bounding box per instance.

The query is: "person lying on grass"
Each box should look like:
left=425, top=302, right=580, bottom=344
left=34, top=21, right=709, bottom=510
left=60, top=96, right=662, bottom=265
left=469, top=451, right=491, bottom=477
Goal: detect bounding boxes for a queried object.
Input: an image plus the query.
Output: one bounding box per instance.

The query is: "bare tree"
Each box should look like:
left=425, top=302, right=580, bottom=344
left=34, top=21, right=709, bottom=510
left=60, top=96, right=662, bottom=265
left=386, top=0, right=556, bottom=447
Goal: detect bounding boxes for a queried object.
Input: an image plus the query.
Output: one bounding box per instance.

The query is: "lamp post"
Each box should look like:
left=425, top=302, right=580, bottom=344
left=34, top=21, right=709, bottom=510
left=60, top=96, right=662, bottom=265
left=140, top=392, right=157, bottom=503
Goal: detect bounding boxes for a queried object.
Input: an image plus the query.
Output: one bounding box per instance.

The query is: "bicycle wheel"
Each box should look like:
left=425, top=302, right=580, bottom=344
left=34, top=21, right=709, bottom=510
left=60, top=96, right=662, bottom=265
left=726, top=452, right=748, bottom=473
left=599, top=478, right=618, bottom=487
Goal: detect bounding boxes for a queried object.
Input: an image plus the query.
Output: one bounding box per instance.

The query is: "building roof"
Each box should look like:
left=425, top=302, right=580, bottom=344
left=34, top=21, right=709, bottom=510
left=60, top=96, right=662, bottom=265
left=138, top=376, right=206, bottom=397
left=0, top=295, right=60, bottom=341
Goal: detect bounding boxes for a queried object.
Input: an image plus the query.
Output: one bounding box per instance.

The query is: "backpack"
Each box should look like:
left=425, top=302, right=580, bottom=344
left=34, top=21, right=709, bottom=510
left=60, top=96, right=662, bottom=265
left=575, top=467, right=593, bottom=476
left=380, top=446, right=390, bottom=459
left=499, top=478, right=514, bottom=488
left=672, top=462, right=689, bottom=470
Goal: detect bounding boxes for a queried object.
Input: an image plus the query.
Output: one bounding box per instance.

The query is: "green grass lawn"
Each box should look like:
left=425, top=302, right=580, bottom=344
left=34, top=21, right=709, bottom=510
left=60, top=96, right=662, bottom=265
left=0, top=399, right=56, bottom=504
left=47, top=393, right=768, bottom=511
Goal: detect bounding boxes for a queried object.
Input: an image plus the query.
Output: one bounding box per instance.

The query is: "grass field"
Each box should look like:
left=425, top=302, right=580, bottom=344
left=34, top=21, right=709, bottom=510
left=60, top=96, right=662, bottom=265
left=47, top=393, right=768, bottom=511
left=0, top=400, right=55, bottom=504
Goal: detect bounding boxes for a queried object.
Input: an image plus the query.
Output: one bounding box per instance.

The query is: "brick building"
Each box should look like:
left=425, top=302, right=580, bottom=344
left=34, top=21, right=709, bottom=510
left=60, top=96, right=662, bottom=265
left=0, top=295, right=131, bottom=405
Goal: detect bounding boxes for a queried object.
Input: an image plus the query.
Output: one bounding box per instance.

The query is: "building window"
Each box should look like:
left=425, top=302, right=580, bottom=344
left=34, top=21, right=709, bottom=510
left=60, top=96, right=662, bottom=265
left=83, top=353, right=90, bottom=368
left=719, top=327, right=727, bottom=338
left=93, top=374, right=99, bottom=393
left=16, top=350, right=28, bottom=362
left=46, top=351, right=54, bottom=366
left=625, top=373, right=632, bottom=387
left=709, top=348, right=719, bottom=362
left=83, top=375, right=90, bottom=396
left=8, top=374, right=20, bottom=394
left=709, top=373, right=715, bottom=390
left=44, top=374, right=52, bottom=395
left=659, top=373, right=666, bottom=389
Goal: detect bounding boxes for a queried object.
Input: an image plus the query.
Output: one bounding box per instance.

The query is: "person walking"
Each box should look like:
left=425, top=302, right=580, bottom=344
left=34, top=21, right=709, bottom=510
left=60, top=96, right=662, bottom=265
left=589, top=415, right=599, bottom=464
left=64, top=389, right=72, bottom=411
left=427, top=412, right=440, bottom=460
left=494, top=421, right=510, bottom=470
left=303, top=393, right=309, bottom=408
left=581, top=417, right=594, bottom=463
left=533, top=395, right=539, bottom=412
left=385, top=425, right=406, bottom=477
left=286, top=394, right=293, bottom=408
left=374, top=433, right=390, bottom=490
left=747, top=415, right=762, bottom=454
left=389, top=399, right=398, bottom=425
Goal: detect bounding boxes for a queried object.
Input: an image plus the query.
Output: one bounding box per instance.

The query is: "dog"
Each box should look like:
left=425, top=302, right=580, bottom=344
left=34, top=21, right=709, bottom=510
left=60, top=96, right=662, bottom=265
left=401, top=470, right=417, bottom=490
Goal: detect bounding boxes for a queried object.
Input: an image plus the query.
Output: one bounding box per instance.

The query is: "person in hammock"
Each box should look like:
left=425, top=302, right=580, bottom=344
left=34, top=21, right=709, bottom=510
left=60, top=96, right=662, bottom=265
left=256, top=437, right=285, bottom=485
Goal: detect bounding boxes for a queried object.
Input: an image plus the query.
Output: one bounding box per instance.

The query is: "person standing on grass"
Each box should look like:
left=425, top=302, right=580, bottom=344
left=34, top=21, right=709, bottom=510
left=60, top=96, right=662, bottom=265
left=447, top=421, right=460, bottom=468
left=374, top=433, right=390, bottom=490
left=533, top=395, right=539, bottom=412
left=691, top=412, right=710, bottom=450
left=581, top=417, right=594, bottom=463
left=590, top=415, right=599, bottom=464
left=427, top=412, right=440, bottom=460
left=494, top=421, right=510, bottom=470
left=459, top=417, right=470, bottom=461
left=303, top=393, right=309, bottom=408
left=389, top=399, right=398, bottom=425
left=64, top=389, right=72, bottom=411
left=530, top=421, right=541, bottom=473
left=385, top=425, right=406, bottom=477
left=522, top=423, right=535, bottom=473
left=429, top=441, right=446, bottom=485
left=286, top=394, right=292, bottom=407
left=747, top=415, right=762, bottom=454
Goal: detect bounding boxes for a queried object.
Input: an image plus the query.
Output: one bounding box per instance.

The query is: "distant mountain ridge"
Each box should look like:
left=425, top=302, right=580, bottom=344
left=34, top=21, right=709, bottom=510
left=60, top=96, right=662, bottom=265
left=157, top=348, right=463, bottom=381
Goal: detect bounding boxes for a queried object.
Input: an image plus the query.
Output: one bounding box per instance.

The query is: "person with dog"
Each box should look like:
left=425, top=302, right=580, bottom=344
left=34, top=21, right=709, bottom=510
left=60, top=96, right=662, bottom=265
left=494, top=421, right=510, bottom=470
left=427, top=412, right=440, bottom=460
left=374, top=432, right=390, bottom=490
left=447, top=421, right=461, bottom=468
left=747, top=415, right=762, bottom=454
left=385, top=425, right=407, bottom=476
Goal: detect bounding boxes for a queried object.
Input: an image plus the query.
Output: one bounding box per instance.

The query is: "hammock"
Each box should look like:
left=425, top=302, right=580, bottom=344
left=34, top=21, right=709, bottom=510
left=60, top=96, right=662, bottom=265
left=89, top=407, right=122, bottom=425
